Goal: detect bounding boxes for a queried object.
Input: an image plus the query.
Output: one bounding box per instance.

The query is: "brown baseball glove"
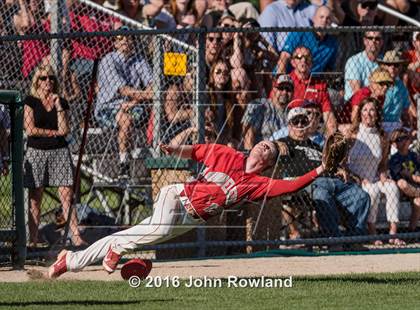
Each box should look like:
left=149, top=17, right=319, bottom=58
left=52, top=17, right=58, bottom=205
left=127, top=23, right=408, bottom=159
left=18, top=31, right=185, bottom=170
left=322, top=131, right=349, bottom=174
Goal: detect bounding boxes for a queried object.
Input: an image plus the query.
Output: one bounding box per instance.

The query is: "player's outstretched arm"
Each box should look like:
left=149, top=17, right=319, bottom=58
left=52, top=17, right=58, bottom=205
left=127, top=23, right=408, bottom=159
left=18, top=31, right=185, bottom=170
left=160, top=143, right=194, bottom=159
left=266, top=164, right=325, bottom=197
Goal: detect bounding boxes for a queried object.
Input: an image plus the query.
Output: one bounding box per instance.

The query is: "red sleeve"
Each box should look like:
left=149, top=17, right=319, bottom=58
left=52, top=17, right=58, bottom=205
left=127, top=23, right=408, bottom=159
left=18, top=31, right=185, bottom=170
left=265, top=169, right=319, bottom=197
left=319, top=90, right=332, bottom=113
left=350, top=88, right=369, bottom=107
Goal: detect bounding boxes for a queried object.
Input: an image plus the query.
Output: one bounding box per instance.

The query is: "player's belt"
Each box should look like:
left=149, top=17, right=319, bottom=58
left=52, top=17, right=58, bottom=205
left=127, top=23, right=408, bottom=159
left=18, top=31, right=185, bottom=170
left=179, top=190, right=201, bottom=220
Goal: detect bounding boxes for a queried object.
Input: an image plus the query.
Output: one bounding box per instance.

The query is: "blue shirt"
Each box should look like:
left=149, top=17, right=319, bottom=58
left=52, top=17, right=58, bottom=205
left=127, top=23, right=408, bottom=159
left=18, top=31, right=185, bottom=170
left=344, top=51, right=379, bottom=101
left=241, top=98, right=287, bottom=143
left=258, top=0, right=317, bottom=52
left=383, top=78, right=410, bottom=122
left=282, top=31, right=338, bottom=73
left=390, top=151, right=420, bottom=182
left=95, top=51, right=152, bottom=112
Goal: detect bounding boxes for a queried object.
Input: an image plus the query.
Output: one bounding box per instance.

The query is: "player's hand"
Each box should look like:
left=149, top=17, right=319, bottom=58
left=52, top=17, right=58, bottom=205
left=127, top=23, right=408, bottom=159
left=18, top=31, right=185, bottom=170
left=160, top=143, right=176, bottom=155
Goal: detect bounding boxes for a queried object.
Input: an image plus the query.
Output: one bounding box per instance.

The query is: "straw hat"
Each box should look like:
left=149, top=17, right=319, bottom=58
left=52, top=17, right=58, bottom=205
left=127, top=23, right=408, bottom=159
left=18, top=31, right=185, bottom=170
left=377, top=50, right=408, bottom=65
left=369, top=68, right=393, bottom=83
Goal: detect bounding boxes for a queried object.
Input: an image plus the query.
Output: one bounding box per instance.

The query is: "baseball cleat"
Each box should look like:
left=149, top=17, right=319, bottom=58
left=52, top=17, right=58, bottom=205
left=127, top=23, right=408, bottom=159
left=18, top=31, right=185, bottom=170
left=48, top=250, right=69, bottom=279
left=102, top=246, right=121, bottom=273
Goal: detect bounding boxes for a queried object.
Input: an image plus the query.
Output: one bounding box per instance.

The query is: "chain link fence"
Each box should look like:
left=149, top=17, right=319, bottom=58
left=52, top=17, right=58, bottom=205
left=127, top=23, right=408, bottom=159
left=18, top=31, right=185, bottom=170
left=1, top=0, right=419, bottom=264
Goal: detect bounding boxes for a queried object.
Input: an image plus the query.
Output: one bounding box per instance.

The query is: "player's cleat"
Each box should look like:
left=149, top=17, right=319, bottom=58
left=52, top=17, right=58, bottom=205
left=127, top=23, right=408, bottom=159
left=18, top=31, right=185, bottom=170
left=102, top=246, right=121, bottom=273
left=48, top=250, right=69, bottom=279
left=120, top=258, right=153, bottom=280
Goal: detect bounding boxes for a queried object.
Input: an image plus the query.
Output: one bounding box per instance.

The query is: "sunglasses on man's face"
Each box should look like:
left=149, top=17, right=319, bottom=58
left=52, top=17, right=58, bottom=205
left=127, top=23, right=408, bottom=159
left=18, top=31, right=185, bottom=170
left=361, top=2, right=378, bottom=10
left=293, top=54, right=312, bottom=62
left=275, top=85, right=293, bottom=92
left=207, top=36, right=222, bottom=43
left=39, top=75, right=55, bottom=81
left=365, top=36, right=382, bottom=42
left=290, top=116, right=309, bottom=127
left=215, top=68, right=229, bottom=75
left=395, top=135, right=409, bottom=143
left=377, top=81, right=393, bottom=87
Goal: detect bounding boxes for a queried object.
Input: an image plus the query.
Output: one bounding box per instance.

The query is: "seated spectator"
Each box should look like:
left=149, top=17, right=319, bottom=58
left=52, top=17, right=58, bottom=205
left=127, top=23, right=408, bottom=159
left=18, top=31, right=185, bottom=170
left=389, top=128, right=420, bottom=234
left=347, top=97, right=403, bottom=245
left=161, top=73, right=194, bottom=144
left=23, top=64, right=85, bottom=247
left=276, top=107, right=322, bottom=240
left=94, top=33, right=153, bottom=177
left=205, top=58, right=234, bottom=143
left=274, top=108, right=370, bottom=244
left=242, top=74, right=293, bottom=150
left=258, top=0, right=317, bottom=53
left=403, top=31, right=420, bottom=104
left=377, top=50, right=413, bottom=133
left=205, top=32, right=223, bottom=74
left=204, top=0, right=259, bottom=27
left=344, top=31, right=383, bottom=101
left=288, top=46, right=337, bottom=136
left=144, top=0, right=199, bottom=29
left=277, top=5, right=338, bottom=74
left=350, top=68, right=393, bottom=125
left=239, top=18, right=279, bottom=95
left=117, top=0, right=144, bottom=21
left=341, top=0, right=379, bottom=26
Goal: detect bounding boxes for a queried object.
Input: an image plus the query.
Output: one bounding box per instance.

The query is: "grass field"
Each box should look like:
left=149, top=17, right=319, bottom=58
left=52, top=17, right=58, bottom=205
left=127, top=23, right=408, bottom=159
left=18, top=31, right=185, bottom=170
left=0, top=272, right=419, bottom=309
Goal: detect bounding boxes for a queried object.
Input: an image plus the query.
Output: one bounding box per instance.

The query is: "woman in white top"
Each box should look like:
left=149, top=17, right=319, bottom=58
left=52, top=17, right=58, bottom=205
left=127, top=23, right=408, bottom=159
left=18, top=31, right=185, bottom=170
left=347, top=97, right=404, bottom=246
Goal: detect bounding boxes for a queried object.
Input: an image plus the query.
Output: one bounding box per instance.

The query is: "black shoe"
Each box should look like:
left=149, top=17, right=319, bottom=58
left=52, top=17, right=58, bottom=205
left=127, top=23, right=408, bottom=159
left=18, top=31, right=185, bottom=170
left=119, top=162, right=130, bottom=179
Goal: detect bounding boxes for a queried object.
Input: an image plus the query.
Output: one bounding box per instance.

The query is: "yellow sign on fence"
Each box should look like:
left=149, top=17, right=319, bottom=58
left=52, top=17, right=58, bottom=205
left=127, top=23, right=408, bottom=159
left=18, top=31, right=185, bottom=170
left=164, top=52, right=187, bottom=76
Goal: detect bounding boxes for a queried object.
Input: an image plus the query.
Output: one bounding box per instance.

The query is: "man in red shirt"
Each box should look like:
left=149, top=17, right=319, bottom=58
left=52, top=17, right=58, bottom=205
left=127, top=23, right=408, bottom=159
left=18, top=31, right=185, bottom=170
left=48, top=141, right=325, bottom=278
left=288, top=46, right=337, bottom=136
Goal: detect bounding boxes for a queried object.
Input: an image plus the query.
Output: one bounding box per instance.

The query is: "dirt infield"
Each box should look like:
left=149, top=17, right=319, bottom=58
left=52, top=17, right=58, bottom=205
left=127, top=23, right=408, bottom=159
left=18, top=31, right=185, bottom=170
left=1, top=253, right=419, bottom=282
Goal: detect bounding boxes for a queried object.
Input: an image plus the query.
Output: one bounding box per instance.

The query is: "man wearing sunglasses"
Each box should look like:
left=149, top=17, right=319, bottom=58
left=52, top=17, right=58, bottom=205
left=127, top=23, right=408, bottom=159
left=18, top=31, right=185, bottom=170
left=288, top=46, right=337, bottom=137
left=95, top=30, right=154, bottom=178
left=377, top=50, right=413, bottom=134
left=274, top=107, right=370, bottom=246
left=344, top=31, right=383, bottom=101
left=277, top=6, right=338, bottom=74
left=242, top=74, right=294, bottom=150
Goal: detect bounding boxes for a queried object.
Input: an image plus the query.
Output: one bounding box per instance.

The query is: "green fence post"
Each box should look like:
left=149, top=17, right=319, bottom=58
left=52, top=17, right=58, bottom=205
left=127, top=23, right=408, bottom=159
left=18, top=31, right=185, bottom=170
left=9, top=91, right=26, bottom=268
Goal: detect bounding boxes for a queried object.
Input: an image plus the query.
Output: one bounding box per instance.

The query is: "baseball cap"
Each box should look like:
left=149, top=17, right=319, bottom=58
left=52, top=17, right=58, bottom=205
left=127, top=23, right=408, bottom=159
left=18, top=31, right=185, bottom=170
left=369, top=68, right=393, bottom=83
left=287, top=107, right=309, bottom=123
left=274, top=74, right=293, bottom=87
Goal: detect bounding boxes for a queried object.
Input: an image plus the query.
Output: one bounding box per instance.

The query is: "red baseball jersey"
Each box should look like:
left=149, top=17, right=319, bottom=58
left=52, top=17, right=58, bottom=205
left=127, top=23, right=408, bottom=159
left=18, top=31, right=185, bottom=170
left=289, top=71, right=332, bottom=113
left=184, top=144, right=318, bottom=220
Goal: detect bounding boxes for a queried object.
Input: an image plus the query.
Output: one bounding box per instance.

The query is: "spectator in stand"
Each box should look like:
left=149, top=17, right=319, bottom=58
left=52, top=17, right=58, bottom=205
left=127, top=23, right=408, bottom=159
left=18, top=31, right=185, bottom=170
left=205, top=32, right=223, bottom=76
left=204, top=0, right=259, bottom=27
left=345, top=68, right=393, bottom=126
left=258, top=0, right=317, bottom=53
left=16, top=0, right=50, bottom=78
left=347, top=97, right=404, bottom=246
left=23, top=64, right=85, bottom=247
left=143, top=0, right=199, bottom=29
left=274, top=107, right=370, bottom=244
left=117, top=0, right=144, bottom=21
left=277, top=5, right=338, bottom=74
left=288, top=46, right=337, bottom=136
left=242, top=74, right=293, bottom=150
left=275, top=107, right=322, bottom=240
left=344, top=31, right=383, bottom=101
left=206, top=58, right=234, bottom=144
left=403, top=31, right=420, bottom=104
left=389, top=128, right=420, bottom=234
left=377, top=50, right=413, bottom=133
left=95, top=33, right=153, bottom=177
left=341, top=0, right=379, bottom=26
left=230, top=68, right=254, bottom=144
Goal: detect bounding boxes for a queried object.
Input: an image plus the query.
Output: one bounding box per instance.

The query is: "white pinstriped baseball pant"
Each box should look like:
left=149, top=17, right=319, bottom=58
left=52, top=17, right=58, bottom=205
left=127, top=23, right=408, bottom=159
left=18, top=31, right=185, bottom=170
left=66, top=184, right=203, bottom=272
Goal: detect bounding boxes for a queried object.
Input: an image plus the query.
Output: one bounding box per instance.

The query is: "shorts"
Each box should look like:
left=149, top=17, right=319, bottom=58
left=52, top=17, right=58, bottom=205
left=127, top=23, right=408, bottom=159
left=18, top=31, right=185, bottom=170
left=95, top=105, right=148, bottom=129
left=24, top=147, right=74, bottom=188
